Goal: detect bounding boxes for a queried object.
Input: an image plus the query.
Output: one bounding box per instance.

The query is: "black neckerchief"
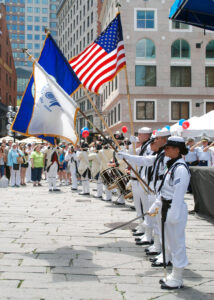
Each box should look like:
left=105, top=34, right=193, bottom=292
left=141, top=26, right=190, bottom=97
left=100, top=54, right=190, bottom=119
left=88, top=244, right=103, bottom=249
left=166, top=155, right=182, bottom=169
left=158, top=155, right=182, bottom=193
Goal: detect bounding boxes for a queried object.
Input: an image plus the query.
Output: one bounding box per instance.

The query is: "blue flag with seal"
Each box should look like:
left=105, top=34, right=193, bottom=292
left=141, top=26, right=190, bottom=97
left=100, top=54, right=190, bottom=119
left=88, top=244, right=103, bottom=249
left=11, top=33, right=81, bottom=145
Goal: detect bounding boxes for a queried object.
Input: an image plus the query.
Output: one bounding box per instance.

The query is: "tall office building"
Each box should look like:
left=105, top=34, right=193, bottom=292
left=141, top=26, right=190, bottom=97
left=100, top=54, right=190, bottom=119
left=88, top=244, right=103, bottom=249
left=3, top=0, right=59, bottom=104
left=57, top=0, right=103, bottom=136
left=99, top=0, right=214, bottom=134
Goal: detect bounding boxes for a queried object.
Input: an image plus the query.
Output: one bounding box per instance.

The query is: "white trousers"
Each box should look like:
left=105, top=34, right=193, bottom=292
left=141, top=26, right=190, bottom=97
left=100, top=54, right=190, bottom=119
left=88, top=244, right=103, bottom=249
left=25, top=162, right=31, bottom=182
left=10, top=168, right=21, bottom=186
left=81, top=175, right=90, bottom=194
left=104, top=185, right=112, bottom=200
left=148, top=194, right=160, bottom=235
left=47, top=162, right=58, bottom=190
left=139, top=185, right=153, bottom=229
left=131, top=180, right=143, bottom=217
left=96, top=175, right=103, bottom=197
left=70, top=166, right=77, bottom=189
left=165, top=205, right=188, bottom=268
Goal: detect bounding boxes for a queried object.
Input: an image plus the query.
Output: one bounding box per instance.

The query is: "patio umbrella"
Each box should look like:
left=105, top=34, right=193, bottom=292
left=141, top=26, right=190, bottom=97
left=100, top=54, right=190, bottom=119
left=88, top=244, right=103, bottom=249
left=169, top=0, right=214, bottom=31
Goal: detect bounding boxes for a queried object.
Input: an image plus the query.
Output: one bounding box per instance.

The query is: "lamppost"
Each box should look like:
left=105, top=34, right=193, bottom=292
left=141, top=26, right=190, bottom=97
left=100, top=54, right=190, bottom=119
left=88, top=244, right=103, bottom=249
left=6, top=106, right=19, bottom=142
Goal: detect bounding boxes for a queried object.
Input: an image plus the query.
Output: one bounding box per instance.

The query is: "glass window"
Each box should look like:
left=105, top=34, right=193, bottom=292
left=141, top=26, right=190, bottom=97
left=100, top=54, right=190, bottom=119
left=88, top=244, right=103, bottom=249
left=171, top=101, right=189, bottom=120
left=34, top=7, right=40, bottom=13
left=135, top=65, right=156, bottom=86
left=171, top=66, right=191, bottom=87
left=27, top=25, right=33, bottom=30
left=50, top=22, right=57, bottom=27
left=42, top=17, right=48, bottom=22
left=35, top=16, right=40, bottom=22
left=19, top=25, right=25, bottom=31
left=27, top=16, right=33, bottom=22
left=171, top=39, right=190, bottom=59
left=136, top=101, right=155, bottom=120
left=206, top=102, right=214, bottom=112
left=27, top=43, right=33, bottom=49
left=19, top=16, right=25, bottom=22
left=172, top=21, right=189, bottom=30
left=34, top=25, right=40, bottom=31
left=19, top=34, right=24, bottom=40
left=136, top=10, right=155, bottom=29
left=206, top=41, right=214, bottom=59
left=27, top=34, right=33, bottom=40
left=12, top=24, right=17, bottom=30
left=205, top=67, right=214, bottom=87
left=28, top=0, right=33, bottom=2
left=27, top=7, right=33, bottom=12
left=34, top=0, right=40, bottom=3
left=42, top=0, right=48, bottom=3
left=35, top=43, right=40, bottom=49
left=136, top=38, right=155, bottom=58
left=50, top=5, right=56, bottom=10
left=118, top=103, right=120, bottom=121
left=42, top=8, right=48, bottom=13
left=35, top=35, right=40, bottom=40
left=50, top=13, right=56, bottom=18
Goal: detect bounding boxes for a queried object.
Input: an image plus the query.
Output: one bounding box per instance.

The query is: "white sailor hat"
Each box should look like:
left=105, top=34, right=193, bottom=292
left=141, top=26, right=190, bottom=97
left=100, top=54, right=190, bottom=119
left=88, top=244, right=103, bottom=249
left=164, top=136, right=188, bottom=155
left=155, top=128, right=171, bottom=137
left=201, top=136, right=210, bottom=142
left=138, top=127, right=152, bottom=134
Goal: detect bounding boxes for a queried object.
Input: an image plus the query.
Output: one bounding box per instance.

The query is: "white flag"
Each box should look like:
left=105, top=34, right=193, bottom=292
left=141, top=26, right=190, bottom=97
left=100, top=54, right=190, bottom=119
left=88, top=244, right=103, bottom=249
left=28, top=62, right=79, bottom=145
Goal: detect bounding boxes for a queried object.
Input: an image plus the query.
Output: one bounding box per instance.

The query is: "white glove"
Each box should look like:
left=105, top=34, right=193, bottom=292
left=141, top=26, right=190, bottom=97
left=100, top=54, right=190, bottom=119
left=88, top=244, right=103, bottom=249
left=130, top=135, right=137, bottom=143
left=116, top=151, right=125, bottom=160
left=148, top=200, right=161, bottom=215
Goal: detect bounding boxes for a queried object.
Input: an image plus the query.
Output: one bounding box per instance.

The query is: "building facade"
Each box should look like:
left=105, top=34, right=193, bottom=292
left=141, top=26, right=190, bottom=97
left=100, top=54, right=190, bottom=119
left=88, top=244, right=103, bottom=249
left=0, top=4, right=17, bottom=136
left=57, top=0, right=104, bottom=136
left=99, top=0, right=214, bottom=134
left=3, top=0, right=59, bottom=104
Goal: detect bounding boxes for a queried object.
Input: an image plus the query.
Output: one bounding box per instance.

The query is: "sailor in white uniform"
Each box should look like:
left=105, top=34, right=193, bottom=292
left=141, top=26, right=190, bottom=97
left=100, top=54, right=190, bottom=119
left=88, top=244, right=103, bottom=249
left=149, top=136, right=190, bottom=290
left=190, top=137, right=212, bottom=166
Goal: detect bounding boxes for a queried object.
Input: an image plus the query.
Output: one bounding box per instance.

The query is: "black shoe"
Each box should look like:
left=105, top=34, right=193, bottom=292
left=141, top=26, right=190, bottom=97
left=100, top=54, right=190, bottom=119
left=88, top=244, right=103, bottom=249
left=151, top=261, right=172, bottom=268
left=93, top=195, right=102, bottom=199
left=149, top=257, right=157, bottom=263
left=136, top=240, right=152, bottom=246
left=114, top=202, right=125, bottom=205
left=71, top=188, right=78, bottom=191
left=133, top=232, right=144, bottom=237
left=53, top=189, right=61, bottom=192
left=144, top=247, right=150, bottom=252
left=79, top=192, right=90, bottom=195
left=132, top=228, right=137, bottom=233
left=161, top=282, right=183, bottom=290
left=49, top=189, right=53, bottom=192
left=135, top=237, right=142, bottom=242
left=146, top=251, right=161, bottom=256
left=159, top=279, right=165, bottom=284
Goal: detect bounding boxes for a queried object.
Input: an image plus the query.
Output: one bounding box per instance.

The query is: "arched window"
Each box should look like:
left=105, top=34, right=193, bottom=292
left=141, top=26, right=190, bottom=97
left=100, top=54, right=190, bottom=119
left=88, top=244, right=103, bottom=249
left=206, top=40, right=214, bottom=59
left=171, top=39, right=190, bottom=59
left=136, top=38, right=155, bottom=58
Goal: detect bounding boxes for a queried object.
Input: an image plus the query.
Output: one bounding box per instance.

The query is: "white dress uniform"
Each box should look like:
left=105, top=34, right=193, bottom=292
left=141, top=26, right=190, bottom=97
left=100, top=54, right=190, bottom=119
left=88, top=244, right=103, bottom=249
left=196, top=146, right=212, bottom=166
left=43, top=146, right=61, bottom=191
left=65, top=151, right=78, bottom=190
left=149, top=136, right=190, bottom=289
left=77, top=150, right=90, bottom=195
left=98, top=148, right=114, bottom=201
left=88, top=151, right=103, bottom=198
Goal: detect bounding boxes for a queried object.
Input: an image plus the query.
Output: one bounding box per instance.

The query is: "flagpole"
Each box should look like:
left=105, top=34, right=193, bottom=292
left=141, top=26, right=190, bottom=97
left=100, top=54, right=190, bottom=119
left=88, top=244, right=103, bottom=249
left=116, top=2, right=136, bottom=155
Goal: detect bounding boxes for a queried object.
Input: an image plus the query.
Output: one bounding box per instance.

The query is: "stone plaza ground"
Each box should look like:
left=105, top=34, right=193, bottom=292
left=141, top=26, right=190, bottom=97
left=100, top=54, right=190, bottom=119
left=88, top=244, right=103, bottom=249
left=0, top=181, right=214, bottom=300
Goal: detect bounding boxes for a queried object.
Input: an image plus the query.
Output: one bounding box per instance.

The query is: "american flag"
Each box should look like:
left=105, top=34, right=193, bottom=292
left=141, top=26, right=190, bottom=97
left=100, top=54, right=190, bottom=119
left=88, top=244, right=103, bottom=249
left=69, top=13, right=126, bottom=94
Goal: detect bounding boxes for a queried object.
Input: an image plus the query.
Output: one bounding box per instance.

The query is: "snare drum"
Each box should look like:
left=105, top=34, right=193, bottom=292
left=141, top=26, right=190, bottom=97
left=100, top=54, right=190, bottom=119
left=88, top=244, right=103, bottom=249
left=100, top=167, right=122, bottom=190
left=116, top=175, right=132, bottom=198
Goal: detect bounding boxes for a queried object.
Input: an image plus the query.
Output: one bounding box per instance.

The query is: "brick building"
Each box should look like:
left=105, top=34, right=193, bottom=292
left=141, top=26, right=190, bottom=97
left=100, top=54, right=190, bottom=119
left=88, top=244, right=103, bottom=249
left=0, top=4, right=16, bottom=137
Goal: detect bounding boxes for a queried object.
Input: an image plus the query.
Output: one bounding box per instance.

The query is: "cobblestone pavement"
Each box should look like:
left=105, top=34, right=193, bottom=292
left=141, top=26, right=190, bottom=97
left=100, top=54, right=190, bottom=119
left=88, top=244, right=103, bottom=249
left=0, top=181, right=214, bottom=300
